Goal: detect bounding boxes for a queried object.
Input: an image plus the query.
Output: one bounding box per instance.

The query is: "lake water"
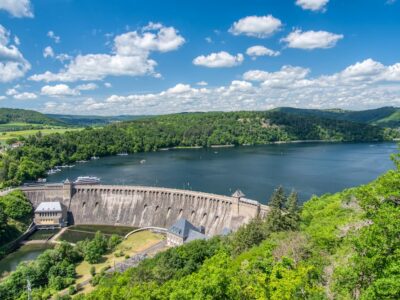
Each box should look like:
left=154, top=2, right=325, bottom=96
left=46, top=142, right=397, bottom=203
left=0, top=244, right=53, bottom=277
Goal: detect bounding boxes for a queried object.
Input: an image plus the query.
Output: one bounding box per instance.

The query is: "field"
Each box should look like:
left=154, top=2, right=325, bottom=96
left=0, top=124, right=82, bottom=145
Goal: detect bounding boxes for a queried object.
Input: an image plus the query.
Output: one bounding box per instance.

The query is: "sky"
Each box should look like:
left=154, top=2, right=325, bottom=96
left=0, top=0, right=400, bottom=115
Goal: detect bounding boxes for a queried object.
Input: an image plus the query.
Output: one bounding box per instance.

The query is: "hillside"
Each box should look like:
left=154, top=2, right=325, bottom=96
left=0, top=108, right=64, bottom=127
left=71, top=158, right=400, bottom=299
left=0, top=110, right=397, bottom=187
left=275, top=106, right=400, bottom=127
left=47, top=114, right=150, bottom=126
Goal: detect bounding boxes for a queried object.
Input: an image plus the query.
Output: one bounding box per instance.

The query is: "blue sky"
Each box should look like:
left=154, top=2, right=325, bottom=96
left=0, top=0, right=400, bottom=115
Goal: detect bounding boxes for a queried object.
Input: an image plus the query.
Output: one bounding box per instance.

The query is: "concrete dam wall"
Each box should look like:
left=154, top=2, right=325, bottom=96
left=21, top=182, right=269, bottom=235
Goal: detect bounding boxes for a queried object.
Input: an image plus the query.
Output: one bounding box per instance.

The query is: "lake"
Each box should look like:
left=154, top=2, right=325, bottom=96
left=47, top=142, right=397, bottom=203
left=0, top=244, right=53, bottom=277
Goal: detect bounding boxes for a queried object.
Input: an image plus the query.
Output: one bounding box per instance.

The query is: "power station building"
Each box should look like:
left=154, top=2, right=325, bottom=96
left=34, top=201, right=67, bottom=229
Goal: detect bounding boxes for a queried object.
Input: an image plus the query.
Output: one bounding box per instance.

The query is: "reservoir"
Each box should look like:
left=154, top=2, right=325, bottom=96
left=46, top=142, right=397, bottom=202
left=0, top=244, right=53, bottom=277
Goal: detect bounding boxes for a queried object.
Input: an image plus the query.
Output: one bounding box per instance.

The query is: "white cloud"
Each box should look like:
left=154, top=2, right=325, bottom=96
left=0, top=0, right=33, bottom=18
left=43, top=46, right=54, bottom=58
left=282, top=29, right=343, bottom=49
left=229, top=15, right=282, bottom=38
left=47, top=31, right=60, bottom=43
left=0, top=24, right=31, bottom=82
left=244, top=66, right=311, bottom=88
left=104, top=82, right=112, bottom=88
left=30, top=23, right=185, bottom=82
left=76, top=83, right=98, bottom=90
left=6, top=88, right=17, bottom=96
left=246, top=45, right=280, bottom=59
left=13, top=92, right=37, bottom=100
left=40, top=58, right=400, bottom=116
left=205, top=37, right=212, bottom=43
left=55, top=53, right=72, bottom=62
left=41, top=84, right=79, bottom=97
left=193, top=51, right=244, bottom=68
left=296, top=0, right=329, bottom=12
left=0, top=95, right=6, bottom=100
left=197, top=81, right=208, bottom=86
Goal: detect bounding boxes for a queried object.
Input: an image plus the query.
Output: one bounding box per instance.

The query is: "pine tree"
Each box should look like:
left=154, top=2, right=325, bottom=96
left=284, top=191, right=300, bottom=231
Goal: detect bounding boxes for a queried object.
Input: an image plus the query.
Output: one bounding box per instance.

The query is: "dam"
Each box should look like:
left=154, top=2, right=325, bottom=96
left=21, top=181, right=269, bottom=236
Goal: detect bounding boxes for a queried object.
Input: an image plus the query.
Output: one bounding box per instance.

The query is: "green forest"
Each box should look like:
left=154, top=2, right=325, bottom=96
left=70, top=155, right=400, bottom=300
left=0, top=110, right=398, bottom=187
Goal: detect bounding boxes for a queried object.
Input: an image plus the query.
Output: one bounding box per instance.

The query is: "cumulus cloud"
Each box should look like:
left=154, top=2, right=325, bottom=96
left=41, top=58, right=400, bottom=115
left=282, top=29, right=343, bottom=49
left=229, top=15, right=282, bottom=38
left=246, top=46, right=280, bottom=59
left=0, top=24, right=31, bottom=82
left=76, top=83, right=98, bottom=91
left=0, top=0, right=33, bottom=18
left=41, top=84, right=80, bottom=97
left=30, top=23, right=185, bottom=82
left=13, top=92, right=37, bottom=100
left=197, top=81, right=208, bottom=86
left=296, top=0, right=329, bottom=12
left=193, top=51, right=244, bottom=68
left=41, top=83, right=98, bottom=97
left=47, top=31, right=60, bottom=43
left=43, top=46, right=54, bottom=58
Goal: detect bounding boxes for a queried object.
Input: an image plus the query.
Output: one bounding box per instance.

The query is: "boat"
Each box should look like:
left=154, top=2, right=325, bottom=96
left=74, top=176, right=101, bottom=185
left=46, top=167, right=61, bottom=175
left=76, top=160, right=88, bottom=163
left=140, top=159, right=146, bottom=164
left=91, top=156, right=100, bottom=160
left=37, top=178, right=47, bottom=183
left=117, top=152, right=128, bottom=156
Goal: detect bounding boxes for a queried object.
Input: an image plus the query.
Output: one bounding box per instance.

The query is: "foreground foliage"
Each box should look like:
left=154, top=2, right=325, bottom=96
left=76, top=163, right=400, bottom=299
left=1, top=110, right=396, bottom=187
left=0, top=190, right=32, bottom=253
left=0, top=232, right=121, bottom=299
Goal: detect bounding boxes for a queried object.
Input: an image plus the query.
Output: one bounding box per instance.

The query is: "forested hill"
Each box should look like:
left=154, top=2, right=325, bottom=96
left=0, top=108, right=64, bottom=126
left=46, top=114, right=149, bottom=126
left=0, top=110, right=397, bottom=187
left=275, top=106, right=400, bottom=128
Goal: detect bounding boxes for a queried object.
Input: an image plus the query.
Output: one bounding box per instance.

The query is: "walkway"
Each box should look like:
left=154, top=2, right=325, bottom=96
left=124, top=226, right=167, bottom=239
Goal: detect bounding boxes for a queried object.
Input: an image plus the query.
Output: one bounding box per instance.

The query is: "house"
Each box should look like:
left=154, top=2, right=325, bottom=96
left=34, top=201, right=67, bottom=229
left=167, top=218, right=206, bottom=246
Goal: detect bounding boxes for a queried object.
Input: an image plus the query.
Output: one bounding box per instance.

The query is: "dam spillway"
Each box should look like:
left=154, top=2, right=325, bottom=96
left=21, top=182, right=269, bottom=235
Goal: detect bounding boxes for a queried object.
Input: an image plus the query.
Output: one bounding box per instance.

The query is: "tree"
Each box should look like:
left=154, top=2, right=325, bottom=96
left=230, top=217, right=267, bottom=255
left=284, top=191, right=300, bottom=231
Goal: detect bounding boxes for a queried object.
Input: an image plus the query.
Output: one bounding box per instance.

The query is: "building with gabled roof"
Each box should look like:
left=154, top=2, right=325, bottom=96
left=167, top=218, right=206, bottom=246
left=34, top=201, right=67, bottom=229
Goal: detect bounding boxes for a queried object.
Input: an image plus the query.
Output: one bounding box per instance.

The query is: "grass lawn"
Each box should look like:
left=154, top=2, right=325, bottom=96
left=75, top=231, right=164, bottom=286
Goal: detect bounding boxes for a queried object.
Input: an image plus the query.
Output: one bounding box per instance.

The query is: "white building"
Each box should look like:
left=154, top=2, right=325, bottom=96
left=34, top=202, right=67, bottom=229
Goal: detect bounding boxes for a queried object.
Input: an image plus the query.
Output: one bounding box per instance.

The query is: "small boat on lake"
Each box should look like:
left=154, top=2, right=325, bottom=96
left=117, top=152, right=128, bottom=156
left=91, top=156, right=100, bottom=160
left=140, top=159, right=146, bottom=164
left=74, top=176, right=101, bottom=185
